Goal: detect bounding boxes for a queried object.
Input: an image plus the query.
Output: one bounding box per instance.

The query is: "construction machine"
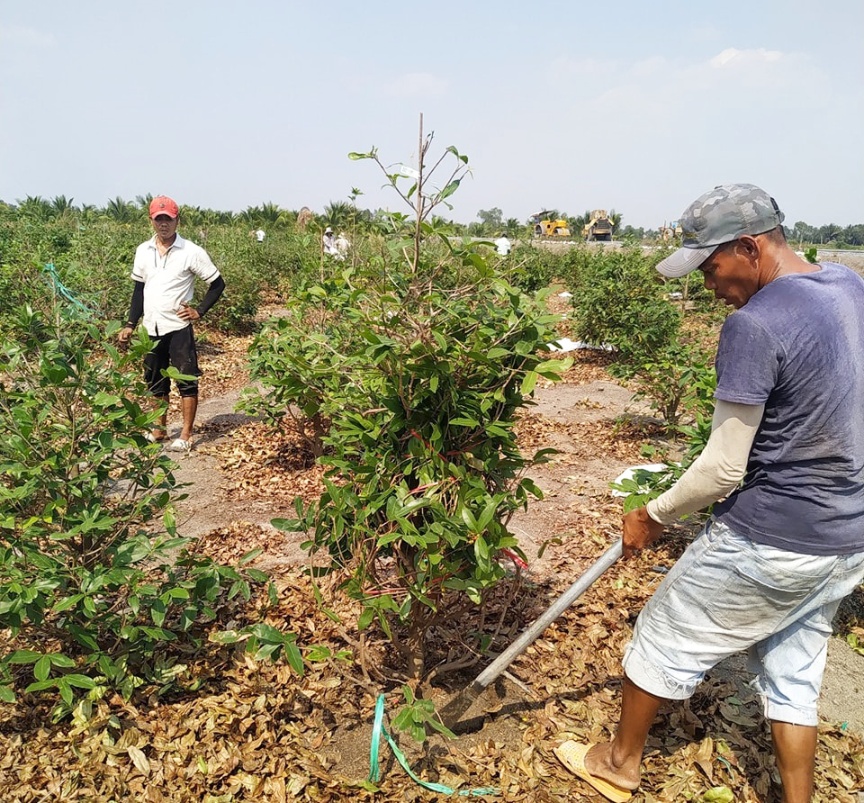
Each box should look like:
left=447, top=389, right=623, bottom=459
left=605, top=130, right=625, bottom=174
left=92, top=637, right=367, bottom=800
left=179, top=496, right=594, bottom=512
left=530, top=211, right=571, bottom=238
left=659, top=220, right=683, bottom=243
left=583, top=210, right=614, bottom=241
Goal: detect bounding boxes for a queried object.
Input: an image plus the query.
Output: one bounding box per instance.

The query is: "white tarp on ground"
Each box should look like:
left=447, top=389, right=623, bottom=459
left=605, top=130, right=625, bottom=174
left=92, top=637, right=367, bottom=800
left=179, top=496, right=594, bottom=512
left=610, top=463, right=669, bottom=497
left=547, top=337, right=613, bottom=352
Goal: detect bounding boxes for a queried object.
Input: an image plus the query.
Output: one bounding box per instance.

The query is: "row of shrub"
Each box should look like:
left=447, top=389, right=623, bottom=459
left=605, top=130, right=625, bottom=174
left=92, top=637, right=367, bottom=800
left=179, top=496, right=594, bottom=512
left=0, top=140, right=725, bottom=726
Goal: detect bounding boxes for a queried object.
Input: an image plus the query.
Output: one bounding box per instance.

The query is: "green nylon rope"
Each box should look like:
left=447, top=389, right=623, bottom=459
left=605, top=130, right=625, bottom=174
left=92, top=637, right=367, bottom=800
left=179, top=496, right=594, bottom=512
left=369, top=694, right=498, bottom=797
left=43, top=263, right=95, bottom=318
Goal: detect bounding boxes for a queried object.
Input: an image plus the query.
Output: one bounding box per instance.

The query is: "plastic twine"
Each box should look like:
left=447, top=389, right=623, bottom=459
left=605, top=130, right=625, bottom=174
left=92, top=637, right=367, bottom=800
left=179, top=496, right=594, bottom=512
left=368, top=694, right=498, bottom=797
left=43, top=263, right=95, bottom=317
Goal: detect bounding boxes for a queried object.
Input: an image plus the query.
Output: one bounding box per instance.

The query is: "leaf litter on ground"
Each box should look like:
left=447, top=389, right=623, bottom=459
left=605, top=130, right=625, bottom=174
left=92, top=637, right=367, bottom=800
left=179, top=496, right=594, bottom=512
left=3, top=334, right=863, bottom=802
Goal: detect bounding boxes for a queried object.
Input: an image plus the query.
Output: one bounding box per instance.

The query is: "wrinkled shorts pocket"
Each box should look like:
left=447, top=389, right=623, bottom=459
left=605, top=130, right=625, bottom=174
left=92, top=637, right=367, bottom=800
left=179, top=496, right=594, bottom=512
left=702, top=548, right=836, bottom=638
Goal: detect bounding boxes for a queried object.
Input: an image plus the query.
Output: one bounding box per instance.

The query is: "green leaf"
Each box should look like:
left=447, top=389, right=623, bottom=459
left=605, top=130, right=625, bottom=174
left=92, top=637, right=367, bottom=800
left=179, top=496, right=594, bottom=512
left=474, top=535, right=490, bottom=564
left=25, top=679, right=57, bottom=693
left=449, top=416, right=479, bottom=428
left=305, top=646, right=332, bottom=662
left=151, top=599, right=166, bottom=627
left=7, top=650, right=42, bottom=665
left=64, top=674, right=97, bottom=689
left=521, top=371, right=538, bottom=395
left=284, top=642, right=304, bottom=676
left=271, top=518, right=301, bottom=531
left=250, top=623, right=284, bottom=643
left=357, top=607, right=375, bottom=631
left=0, top=686, right=16, bottom=703
left=209, top=630, right=247, bottom=645
left=53, top=594, right=85, bottom=613
left=57, top=678, right=74, bottom=706
left=702, top=787, right=734, bottom=803
left=33, top=656, right=51, bottom=682
left=438, top=179, right=461, bottom=201
left=239, top=548, right=264, bottom=565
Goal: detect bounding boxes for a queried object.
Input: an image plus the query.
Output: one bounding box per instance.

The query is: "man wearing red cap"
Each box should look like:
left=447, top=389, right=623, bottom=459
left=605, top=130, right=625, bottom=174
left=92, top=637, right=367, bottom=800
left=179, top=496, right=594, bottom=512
left=119, top=196, right=226, bottom=451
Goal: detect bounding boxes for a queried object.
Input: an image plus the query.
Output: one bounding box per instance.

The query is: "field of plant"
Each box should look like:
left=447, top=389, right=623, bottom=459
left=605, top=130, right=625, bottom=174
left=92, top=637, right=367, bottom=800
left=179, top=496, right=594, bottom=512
left=1, top=138, right=863, bottom=802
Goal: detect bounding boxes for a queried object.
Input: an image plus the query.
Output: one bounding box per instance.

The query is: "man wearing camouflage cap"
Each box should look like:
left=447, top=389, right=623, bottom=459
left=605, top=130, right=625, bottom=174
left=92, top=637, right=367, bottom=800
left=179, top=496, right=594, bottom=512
left=554, top=185, right=864, bottom=803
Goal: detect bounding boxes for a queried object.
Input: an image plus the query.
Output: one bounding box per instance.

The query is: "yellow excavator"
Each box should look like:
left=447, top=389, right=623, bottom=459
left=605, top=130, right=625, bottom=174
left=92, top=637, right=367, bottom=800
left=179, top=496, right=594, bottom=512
left=659, top=220, right=683, bottom=243
left=530, top=211, right=571, bottom=237
left=582, top=210, right=614, bottom=241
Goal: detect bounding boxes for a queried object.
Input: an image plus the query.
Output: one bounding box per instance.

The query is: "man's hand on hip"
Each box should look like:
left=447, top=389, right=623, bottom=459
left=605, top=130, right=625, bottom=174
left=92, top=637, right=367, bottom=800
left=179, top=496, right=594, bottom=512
left=178, top=303, right=200, bottom=322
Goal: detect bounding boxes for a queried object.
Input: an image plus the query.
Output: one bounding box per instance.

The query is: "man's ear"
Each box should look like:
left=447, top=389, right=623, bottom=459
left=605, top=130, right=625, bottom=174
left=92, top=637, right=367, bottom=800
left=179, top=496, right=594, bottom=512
left=735, top=235, right=760, bottom=262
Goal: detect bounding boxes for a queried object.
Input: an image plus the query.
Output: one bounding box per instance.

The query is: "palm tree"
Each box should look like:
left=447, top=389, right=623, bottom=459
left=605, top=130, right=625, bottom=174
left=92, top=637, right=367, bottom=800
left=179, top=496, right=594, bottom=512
left=237, top=205, right=261, bottom=225
left=79, top=204, right=98, bottom=223
left=321, top=200, right=353, bottom=230
left=504, top=217, right=523, bottom=237
left=50, top=195, right=76, bottom=218
left=103, top=197, right=138, bottom=223
left=180, top=205, right=206, bottom=228
left=258, top=201, right=288, bottom=225
left=199, top=208, right=232, bottom=226
left=16, top=195, right=53, bottom=221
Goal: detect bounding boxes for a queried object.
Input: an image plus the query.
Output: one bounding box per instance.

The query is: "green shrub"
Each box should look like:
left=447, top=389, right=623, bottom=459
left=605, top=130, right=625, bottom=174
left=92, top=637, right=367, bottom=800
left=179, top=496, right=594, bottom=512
left=0, top=306, right=300, bottom=715
left=64, top=221, right=149, bottom=321
left=239, top=266, right=374, bottom=455
left=504, top=243, right=564, bottom=293
left=567, top=245, right=681, bottom=363
left=611, top=340, right=713, bottom=428
left=271, top=134, right=570, bottom=682
left=279, top=272, right=567, bottom=679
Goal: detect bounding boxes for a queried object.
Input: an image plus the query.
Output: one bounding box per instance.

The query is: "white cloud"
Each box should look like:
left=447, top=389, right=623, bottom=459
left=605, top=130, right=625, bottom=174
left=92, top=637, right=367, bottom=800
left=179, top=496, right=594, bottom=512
left=710, top=47, right=784, bottom=68
left=385, top=72, right=447, bottom=98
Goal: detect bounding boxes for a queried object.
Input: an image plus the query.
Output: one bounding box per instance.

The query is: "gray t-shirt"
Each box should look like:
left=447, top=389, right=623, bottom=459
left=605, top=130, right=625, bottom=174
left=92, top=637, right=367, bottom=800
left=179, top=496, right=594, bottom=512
left=713, top=263, right=864, bottom=555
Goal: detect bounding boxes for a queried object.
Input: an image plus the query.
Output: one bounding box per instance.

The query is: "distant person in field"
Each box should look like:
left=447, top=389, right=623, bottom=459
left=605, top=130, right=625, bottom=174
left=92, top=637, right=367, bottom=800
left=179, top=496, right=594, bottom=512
left=322, top=226, right=339, bottom=257
left=334, top=231, right=350, bottom=259
left=553, top=184, right=864, bottom=803
left=118, top=196, right=226, bottom=452
left=495, top=233, right=511, bottom=256
left=255, top=228, right=266, bottom=243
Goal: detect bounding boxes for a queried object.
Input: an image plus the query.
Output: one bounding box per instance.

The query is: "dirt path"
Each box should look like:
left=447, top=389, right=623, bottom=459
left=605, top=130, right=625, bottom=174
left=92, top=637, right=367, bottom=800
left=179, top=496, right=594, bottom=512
left=167, top=339, right=864, bottom=736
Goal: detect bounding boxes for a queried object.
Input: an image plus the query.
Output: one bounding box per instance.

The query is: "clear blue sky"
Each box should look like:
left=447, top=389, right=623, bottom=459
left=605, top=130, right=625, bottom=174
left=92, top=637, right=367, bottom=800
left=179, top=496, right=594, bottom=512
left=2, top=1, right=862, bottom=228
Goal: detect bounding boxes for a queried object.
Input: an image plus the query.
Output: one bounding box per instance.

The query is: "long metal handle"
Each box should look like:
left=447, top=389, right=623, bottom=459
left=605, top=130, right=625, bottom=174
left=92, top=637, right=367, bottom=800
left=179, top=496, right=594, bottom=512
left=472, top=537, right=623, bottom=692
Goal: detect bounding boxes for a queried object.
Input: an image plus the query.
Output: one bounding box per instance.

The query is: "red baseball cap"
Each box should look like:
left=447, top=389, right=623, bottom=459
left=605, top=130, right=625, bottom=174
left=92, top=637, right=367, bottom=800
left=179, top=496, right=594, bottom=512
left=149, top=196, right=179, bottom=219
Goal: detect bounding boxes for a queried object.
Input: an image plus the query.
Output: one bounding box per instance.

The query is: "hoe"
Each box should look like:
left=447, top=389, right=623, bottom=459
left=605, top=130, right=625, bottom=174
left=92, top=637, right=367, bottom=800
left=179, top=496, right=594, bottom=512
left=440, top=538, right=623, bottom=732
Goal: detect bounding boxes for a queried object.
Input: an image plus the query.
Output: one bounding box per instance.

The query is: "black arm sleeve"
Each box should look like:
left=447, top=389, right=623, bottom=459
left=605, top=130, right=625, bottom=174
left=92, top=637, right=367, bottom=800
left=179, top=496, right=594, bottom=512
left=196, top=275, right=225, bottom=317
left=127, top=281, right=144, bottom=326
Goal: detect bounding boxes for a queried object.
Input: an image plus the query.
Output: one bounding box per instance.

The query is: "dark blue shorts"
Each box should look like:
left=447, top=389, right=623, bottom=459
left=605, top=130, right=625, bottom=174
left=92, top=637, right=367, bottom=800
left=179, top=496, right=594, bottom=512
left=143, top=325, right=200, bottom=398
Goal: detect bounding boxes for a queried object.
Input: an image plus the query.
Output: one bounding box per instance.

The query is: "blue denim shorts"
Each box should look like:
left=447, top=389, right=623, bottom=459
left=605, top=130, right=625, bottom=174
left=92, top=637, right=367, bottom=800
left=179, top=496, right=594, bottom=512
left=623, top=518, right=864, bottom=726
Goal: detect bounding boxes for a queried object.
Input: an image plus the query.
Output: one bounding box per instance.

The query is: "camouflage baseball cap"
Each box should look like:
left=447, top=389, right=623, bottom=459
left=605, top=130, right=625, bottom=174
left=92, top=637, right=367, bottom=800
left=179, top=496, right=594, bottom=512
left=656, top=183, right=785, bottom=278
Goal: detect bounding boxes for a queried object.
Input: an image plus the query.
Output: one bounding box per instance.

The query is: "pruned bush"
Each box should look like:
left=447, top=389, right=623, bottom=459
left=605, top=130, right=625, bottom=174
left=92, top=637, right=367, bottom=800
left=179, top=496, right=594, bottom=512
left=266, top=132, right=571, bottom=685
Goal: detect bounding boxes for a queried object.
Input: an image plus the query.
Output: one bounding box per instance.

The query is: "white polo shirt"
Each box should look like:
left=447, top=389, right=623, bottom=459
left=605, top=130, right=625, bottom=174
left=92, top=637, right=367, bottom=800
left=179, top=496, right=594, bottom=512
left=131, top=234, right=221, bottom=337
